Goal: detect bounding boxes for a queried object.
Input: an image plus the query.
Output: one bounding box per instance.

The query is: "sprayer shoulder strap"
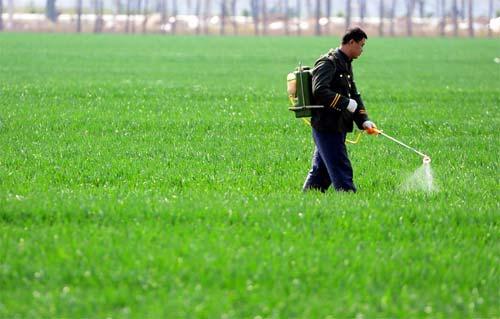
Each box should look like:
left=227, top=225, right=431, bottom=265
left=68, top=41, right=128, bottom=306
left=313, top=55, right=337, bottom=80
left=326, top=52, right=349, bottom=74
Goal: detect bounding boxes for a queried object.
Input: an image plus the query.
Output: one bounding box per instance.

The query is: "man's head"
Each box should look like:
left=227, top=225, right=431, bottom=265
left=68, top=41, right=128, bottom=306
left=340, top=27, right=368, bottom=60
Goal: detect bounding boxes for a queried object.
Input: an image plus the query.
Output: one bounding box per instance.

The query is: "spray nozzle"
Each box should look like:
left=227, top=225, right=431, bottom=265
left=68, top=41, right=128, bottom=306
left=423, top=156, right=431, bottom=164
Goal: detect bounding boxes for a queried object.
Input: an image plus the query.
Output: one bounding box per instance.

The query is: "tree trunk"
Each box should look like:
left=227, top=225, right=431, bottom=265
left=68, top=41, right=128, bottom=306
left=7, top=0, right=13, bottom=29
left=440, top=0, right=446, bottom=36
left=0, top=0, right=3, bottom=31
left=93, top=0, right=98, bottom=33
left=262, top=0, right=267, bottom=35
left=231, top=0, right=237, bottom=35
left=436, top=0, right=439, bottom=19
left=325, top=0, right=331, bottom=35
left=135, top=0, right=142, bottom=33
left=467, top=0, right=473, bottom=37
left=359, top=0, right=367, bottom=26
left=126, top=0, right=131, bottom=32
left=315, top=0, right=321, bottom=35
left=452, top=0, right=458, bottom=36
left=296, top=0, right=301, bottom=35
left=46, top=0, right=58, bottom=22
left=418, top=0, right=425, bottom=18
left=389, top=0, right=396, bottom=36
left=171, top=0, right=178, bottom=35
left=100, top=0, right=104, bottom=32
left=345, top=0, right=351, bottom=30
left=220, top=0, right=226, bottom=35
left=283, top=0, right=289, bottom=35
left=406, top=0, right=415, bottom=36
left=460, top=0, right=465, bottom=19
left=94, top=0, right=104, bottom=33
left=488, top=0, right=493, bottom=37
left=160, top=0, right=167, bottom=34
left=76, top=0, right=82, bottom=32
left=204, top=0, right=211, bottom=34
left=305, top=0, right=312, bottom=20
left=379, top=0, right=384, bottom=36
left=251, top=0, right=259, bottom=35
left=195, top=0, right=202, bottom=34
left=131, top=0, right=137, bottom=33
left=142, top=0, right=149, bottom=33
left=113, top=0, right=120, bottom=32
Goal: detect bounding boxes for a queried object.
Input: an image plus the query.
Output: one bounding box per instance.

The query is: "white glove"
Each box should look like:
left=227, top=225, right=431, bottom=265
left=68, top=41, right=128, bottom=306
left=347, top=99, right=357, bottom=113
left=362, top=121, right=376, bottom=129
left=363, top=121, right=379, bottom=135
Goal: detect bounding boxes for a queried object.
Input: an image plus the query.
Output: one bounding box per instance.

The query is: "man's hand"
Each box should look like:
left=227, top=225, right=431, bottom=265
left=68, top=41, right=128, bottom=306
left=362, top=121, right=379, bottom=135
left=347, top=99, right=357, bottom=113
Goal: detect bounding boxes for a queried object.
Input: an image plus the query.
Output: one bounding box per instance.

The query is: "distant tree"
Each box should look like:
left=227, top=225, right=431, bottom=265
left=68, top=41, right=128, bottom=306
left=125, top=0, right=131, bottom=32
left=142, top=0, right=149, bottom=33
left=250, top=0, right=260, bottom=35
left=135, top=0, right=142, bottom=33
left=230, top=0, right=238, bottom=35
left=315, top=0, right=321, bottom=35
left=305, top=0, right=312, bottom=19
left=261, top=0, right=268, bottom=35
left=0, top=0, right=3, bottom=31
left=76, top=0, right=82, bottom=32
left=46, top=0, right=58, bottom=22
left=325, top=0, right=332, bottom=34
left=389, top=0, right=396, bottom=35
left=94, top=0, right=104, bottom=33
left=406, top=0, right=416, bottom=36
left=195, top=0, right=202, bottom=34
left=488, top=0, right=493, bottom=37
left=345, top=0, right=351, bottom=30
left=160, top=0, right=168, bottom=34
left=452, top=0, right=458, bottom=36
left=112, top=0, right=120, bottom=32
left=171, top=0, right=178, bottom=35
left=204, top=0, right=211, bottom=34
left=417, top=0, right=425, bottom=18
left=467, top=0, right=473, bottom=37
left=379, top=0, right=384, bottom=36
left=359, top=0, right=367, bottom=26
left=283, top=0, right=289, bottom=35
left=440, top=0, right=446, bottom=36
left=296, top=0, right=301, bottom=35
left=220, top=0, right=227, bottom=35
left=460, top=0, right=465, bottom=19
left=7, top=0, right=13, bottom=29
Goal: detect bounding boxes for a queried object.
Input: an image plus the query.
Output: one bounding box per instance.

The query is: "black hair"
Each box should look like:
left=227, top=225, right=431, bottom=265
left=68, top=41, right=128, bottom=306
left=342, top=27, right=368, bottom=44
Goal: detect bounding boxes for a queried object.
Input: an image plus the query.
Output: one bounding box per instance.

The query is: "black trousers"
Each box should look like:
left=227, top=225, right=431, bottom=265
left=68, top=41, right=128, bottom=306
left=302, top=128, right=356, bottom=192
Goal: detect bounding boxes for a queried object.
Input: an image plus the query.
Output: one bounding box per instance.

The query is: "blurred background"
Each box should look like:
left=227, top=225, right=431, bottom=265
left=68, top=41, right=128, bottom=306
left=0, top=0, right=499, bottom=36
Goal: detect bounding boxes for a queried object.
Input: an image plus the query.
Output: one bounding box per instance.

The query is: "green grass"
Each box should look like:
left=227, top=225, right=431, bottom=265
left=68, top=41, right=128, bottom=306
left=0, top=34, right=498, bottom=318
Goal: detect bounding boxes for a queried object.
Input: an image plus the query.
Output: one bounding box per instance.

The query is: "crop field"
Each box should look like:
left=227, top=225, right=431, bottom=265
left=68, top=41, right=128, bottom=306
left=0, top=34, right=498, bottom=318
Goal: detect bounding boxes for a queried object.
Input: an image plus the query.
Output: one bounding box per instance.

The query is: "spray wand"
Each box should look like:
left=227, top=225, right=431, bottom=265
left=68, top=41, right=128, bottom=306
left=365, top=127, right=431, bottom=164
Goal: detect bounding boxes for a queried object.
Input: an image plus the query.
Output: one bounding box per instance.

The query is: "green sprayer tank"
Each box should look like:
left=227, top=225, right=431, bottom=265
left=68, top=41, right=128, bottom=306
left=287, top=65, right=323, bottom=118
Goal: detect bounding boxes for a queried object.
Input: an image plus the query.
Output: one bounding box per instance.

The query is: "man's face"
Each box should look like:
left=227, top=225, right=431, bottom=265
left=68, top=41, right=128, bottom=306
left=350, top=38, right=366, bottom=59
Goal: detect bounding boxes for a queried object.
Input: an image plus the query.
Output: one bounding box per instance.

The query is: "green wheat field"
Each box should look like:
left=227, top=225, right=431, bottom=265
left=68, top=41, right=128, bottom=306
left=0, top=34, right=498, bottom=318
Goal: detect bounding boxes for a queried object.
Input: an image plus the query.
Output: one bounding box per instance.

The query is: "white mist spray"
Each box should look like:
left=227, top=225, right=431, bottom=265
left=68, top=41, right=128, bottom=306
left=401, top=156, right=437, bottom=193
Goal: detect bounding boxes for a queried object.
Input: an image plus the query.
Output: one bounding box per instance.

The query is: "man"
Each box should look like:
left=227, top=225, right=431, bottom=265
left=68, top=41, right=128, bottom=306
left=303, top=27, right=377, bottom=193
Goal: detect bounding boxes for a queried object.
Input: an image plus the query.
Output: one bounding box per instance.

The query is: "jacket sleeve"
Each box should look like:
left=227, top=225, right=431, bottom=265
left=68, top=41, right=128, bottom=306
left=312, top=59, right=350, bottom=112
left=351, top=78, right=370, bottom=129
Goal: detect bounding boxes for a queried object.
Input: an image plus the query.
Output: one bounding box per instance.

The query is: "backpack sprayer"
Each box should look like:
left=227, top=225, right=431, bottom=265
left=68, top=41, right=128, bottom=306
left=287, top=63, right=431, bottom=165
left=287, top=63, right=323, bottom=118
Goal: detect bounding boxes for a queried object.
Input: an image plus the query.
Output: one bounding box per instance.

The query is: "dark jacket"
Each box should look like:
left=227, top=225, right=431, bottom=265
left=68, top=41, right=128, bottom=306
left=311, top=48, right=369, bottom=133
